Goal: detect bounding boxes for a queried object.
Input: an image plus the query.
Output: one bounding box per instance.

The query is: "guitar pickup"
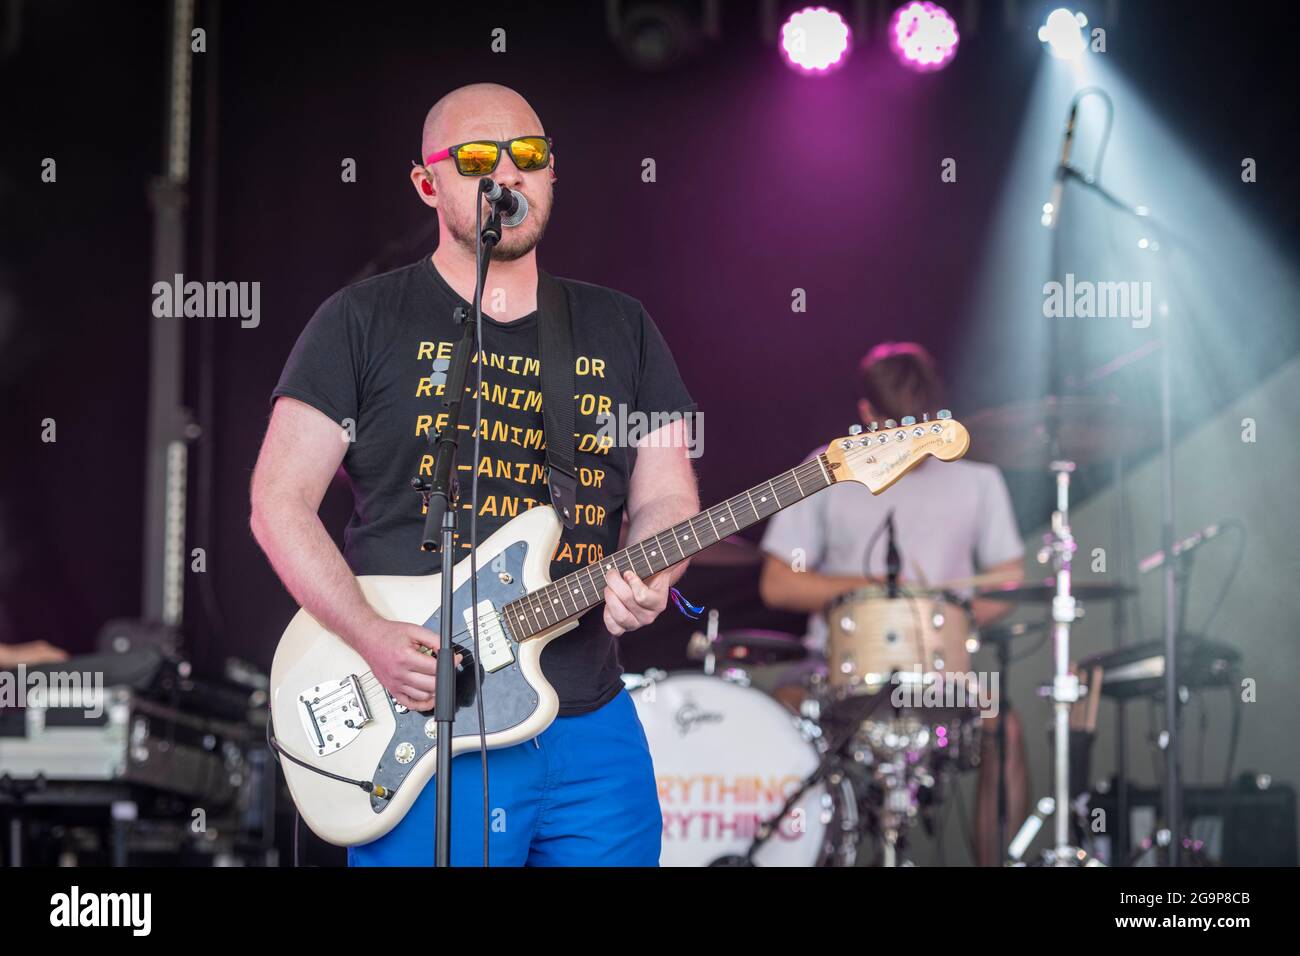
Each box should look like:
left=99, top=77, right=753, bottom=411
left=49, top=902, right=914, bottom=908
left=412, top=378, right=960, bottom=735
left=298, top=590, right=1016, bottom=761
left=462, top=600, right=515, bottom=673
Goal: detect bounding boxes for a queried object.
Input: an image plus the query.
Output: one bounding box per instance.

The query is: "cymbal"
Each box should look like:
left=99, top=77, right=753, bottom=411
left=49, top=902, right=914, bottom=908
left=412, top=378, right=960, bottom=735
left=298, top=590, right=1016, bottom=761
left=928, top=570, right=1024, bottom=592
left=978, top=620, right=1049, bottom=644
left=975, top=580, right=1135, bottom=603
left=687, top=629, right=807, bottom=664
left=965, top=395, right=1154, bottom=468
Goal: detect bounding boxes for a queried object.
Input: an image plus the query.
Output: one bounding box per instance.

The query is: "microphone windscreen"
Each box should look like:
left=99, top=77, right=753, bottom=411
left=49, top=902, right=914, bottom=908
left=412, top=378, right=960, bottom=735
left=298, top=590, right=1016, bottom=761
left=502, top=190, right=529, bottom=227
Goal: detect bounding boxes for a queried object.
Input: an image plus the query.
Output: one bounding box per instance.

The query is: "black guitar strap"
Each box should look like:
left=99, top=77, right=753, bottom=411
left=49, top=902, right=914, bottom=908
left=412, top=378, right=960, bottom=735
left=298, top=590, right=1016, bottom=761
left=537, top=270, right=578, bottom=529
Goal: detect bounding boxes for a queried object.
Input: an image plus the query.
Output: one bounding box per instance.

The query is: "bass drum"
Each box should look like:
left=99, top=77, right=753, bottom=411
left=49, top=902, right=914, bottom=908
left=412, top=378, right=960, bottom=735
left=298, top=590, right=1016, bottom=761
left=630, top=672, right=851, bottom=867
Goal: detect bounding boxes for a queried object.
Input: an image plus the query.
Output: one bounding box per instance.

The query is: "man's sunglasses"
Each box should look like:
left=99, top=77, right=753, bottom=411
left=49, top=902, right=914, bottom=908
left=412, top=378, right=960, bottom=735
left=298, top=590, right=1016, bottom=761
left=423, top=136, right=552, bottom=177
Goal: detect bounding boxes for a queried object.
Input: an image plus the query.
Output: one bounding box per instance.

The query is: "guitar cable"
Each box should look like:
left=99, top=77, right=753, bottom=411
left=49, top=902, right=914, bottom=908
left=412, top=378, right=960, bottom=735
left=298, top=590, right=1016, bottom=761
left=266, top=716, right=391, bottom=798
left=265, top=712, right=391, bottom=869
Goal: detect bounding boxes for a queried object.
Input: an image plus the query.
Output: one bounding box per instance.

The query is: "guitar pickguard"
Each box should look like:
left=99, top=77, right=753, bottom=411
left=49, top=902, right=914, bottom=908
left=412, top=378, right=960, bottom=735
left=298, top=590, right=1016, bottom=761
left=369, top=540, right=540, bottom=812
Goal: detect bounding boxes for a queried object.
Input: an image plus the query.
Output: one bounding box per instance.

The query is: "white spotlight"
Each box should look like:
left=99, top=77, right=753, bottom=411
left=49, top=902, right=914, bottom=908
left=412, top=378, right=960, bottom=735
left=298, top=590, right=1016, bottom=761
left=1038, top=8, right=1088, bottom=60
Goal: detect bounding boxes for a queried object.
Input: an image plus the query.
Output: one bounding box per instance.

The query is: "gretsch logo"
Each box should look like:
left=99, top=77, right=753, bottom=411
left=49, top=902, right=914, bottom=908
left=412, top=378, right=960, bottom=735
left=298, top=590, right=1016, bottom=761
left=674, top=697, right=723, bottom=736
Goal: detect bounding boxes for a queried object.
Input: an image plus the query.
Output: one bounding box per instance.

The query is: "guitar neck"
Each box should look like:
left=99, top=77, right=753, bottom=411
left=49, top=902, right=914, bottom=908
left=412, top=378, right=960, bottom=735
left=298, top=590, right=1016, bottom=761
left=501, top=453, right=836, bottom=642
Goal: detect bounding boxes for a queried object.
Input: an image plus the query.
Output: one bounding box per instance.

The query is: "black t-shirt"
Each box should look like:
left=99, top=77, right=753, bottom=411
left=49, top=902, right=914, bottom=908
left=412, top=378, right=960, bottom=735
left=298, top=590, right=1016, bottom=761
left=271, top=257, right=695, bottom=715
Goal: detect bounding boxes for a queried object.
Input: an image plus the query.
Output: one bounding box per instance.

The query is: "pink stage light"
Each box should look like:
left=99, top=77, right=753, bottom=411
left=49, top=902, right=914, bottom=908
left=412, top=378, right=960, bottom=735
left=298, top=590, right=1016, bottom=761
left=889, top=2, right=960, bottom=72
left=780, top=7, right=852, bottom=75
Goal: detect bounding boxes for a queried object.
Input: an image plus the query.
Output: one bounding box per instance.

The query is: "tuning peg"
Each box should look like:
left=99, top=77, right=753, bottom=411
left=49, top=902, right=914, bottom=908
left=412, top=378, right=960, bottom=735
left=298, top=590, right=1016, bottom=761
left=869, top=421, right=879, bottom=432
left=848, top=424, right=862, bottom=435
left=901, top=416, right=916, bottom=426
left=884, top=419, right=897, bottom=428
left=937, top=409, right=952, bottom=420
left=922, top=412, right=930, bottom=422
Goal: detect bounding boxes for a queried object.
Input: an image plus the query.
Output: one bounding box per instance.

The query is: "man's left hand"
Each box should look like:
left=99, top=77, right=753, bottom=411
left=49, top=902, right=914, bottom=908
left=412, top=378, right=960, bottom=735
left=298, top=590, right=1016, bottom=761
left=603, top=568, right=671, bottom=636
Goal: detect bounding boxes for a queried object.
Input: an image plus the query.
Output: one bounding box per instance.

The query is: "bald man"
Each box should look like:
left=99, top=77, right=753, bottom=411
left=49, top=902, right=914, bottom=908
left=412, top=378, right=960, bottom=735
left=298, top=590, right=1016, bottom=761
left=251, top=84, right=699, bottom=866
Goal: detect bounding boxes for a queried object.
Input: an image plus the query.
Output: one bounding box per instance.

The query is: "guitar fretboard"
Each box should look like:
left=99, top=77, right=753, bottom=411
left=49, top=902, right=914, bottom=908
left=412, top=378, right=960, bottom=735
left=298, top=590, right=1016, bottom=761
left=500, top=453, right=836, bottom=642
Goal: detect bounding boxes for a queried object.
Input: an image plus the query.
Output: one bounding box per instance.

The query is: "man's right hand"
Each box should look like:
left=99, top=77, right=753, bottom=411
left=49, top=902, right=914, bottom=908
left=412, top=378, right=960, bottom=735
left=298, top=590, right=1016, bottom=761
left=356, top=621, right=460, bottom=713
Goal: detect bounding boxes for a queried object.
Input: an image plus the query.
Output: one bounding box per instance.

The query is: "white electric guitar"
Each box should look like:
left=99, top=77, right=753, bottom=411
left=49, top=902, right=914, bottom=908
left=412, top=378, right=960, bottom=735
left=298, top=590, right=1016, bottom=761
left=269, top=413, right=970, bottom=845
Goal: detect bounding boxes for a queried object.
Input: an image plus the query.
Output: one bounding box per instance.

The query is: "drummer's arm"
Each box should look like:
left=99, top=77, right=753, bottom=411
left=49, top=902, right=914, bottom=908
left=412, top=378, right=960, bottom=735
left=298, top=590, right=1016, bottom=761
left=969, top=557, right=1024, bottom=627
left=758, top=554, right=878, bottom=614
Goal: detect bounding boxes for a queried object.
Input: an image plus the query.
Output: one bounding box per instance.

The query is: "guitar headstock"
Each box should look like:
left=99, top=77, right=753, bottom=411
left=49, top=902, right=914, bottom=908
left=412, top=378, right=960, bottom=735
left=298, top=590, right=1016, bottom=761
left=824, top=411, right=970, bottom=494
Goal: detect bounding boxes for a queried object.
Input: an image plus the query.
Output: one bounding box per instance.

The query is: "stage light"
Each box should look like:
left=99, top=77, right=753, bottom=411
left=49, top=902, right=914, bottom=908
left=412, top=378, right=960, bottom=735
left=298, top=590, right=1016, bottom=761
left=889, top=2, right=959, bottom=73
left=608, top=2, right=705, bottom=72
left=1038, top=8, right=1088, bottom=60
left=779, top=6, right=851, bottom=75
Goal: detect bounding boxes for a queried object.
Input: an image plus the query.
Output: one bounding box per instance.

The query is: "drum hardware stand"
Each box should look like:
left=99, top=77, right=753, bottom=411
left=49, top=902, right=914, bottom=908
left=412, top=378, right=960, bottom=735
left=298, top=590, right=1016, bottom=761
left=1038, top=94, right=1091, bottom=867
left=1017, top=458, right=1101, bottom=866
left=981, top=625, right=1016, bottom=866
left=1007, top=797, right=1104, bottom=867
left=692, top=608, right=721, bottom=676
left=872, top=752, right=930, bottom=867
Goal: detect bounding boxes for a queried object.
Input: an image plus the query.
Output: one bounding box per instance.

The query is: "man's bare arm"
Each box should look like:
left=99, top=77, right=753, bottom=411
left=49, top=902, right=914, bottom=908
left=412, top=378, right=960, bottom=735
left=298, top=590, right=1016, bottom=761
left=250, top=397, right=444, bottom=710
left=251, top=398, right=376, bottom=644
left=759, top=554, right=877, bottom=615
left=969, top=556, right=1024, bottom=626
left=602, top=417, right=700, bottom=635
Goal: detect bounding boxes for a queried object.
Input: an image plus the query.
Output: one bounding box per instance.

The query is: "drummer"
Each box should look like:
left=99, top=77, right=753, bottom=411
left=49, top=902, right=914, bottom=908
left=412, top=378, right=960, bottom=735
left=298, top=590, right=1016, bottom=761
left=758, top=341, right=1027, bottom=866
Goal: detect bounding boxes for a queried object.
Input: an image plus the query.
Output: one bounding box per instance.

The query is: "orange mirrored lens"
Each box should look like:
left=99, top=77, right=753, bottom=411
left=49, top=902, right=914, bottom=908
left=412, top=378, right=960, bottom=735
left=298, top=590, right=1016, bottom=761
left=509, top=137, right=548, bottom=170
left=456, top=142, right=500, bottom=175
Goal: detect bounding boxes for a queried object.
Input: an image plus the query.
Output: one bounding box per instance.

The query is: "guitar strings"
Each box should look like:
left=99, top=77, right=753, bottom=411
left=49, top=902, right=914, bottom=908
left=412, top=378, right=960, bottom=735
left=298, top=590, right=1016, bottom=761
left=302, top=437, right=927, bottom=717
left=307, top=446, right=858, bottom=714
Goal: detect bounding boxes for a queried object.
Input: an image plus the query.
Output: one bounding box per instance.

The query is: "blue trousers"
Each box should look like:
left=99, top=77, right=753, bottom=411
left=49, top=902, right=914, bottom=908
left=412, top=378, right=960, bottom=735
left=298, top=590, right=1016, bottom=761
left=347, top=688, right=662, bottom=866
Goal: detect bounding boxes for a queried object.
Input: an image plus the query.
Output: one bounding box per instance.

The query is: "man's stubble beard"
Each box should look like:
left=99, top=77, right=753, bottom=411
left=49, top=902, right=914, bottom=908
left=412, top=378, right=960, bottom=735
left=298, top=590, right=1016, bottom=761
left=447, top=191, right=553, bottom=262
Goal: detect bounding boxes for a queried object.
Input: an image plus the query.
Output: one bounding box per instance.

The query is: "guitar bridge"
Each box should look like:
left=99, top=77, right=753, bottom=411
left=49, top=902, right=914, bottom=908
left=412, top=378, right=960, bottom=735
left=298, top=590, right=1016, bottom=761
left=298, top=674, right=374, bottom=757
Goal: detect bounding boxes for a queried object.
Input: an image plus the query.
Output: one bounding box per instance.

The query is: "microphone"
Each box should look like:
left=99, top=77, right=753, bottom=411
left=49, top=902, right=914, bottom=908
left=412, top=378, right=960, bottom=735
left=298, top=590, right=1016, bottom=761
left=1043, top=99, right=1078, bottom=229
left=480, top=179, right=529, bottom=227
left=885, top=508, right=901, bottom=599
left=1138, top=522, right=1224, bottom=574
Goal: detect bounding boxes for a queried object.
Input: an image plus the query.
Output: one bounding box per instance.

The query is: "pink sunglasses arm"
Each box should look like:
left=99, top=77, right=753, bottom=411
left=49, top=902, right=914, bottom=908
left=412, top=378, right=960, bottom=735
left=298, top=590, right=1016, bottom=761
left=424, top=148, right=452, bottom=165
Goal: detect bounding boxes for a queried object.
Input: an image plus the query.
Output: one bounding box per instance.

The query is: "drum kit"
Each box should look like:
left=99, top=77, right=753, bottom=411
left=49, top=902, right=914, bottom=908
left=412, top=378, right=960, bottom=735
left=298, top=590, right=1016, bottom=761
left=627, top=586, right=994, bottom=867
left=626, top=395, right=1153, bottom=867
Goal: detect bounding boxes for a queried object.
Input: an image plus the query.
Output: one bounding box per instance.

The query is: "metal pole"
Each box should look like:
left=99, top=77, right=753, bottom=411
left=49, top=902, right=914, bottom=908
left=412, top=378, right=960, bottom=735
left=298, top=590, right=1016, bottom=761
left=142, top=0, right=195, bottom=624
left=1159, top=295, right=1181, bottom=866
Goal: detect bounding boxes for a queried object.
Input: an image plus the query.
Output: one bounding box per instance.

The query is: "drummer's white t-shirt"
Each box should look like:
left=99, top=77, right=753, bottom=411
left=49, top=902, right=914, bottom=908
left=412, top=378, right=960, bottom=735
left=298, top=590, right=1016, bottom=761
left=759, top=451, right=1024, bottom=653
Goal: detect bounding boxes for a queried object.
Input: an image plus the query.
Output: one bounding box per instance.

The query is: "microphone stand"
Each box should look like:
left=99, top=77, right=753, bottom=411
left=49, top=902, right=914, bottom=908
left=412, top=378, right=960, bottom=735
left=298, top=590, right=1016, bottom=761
left=1042, top=94, right=1184, bottom=863
left=412, top=186, right=503, bottom=867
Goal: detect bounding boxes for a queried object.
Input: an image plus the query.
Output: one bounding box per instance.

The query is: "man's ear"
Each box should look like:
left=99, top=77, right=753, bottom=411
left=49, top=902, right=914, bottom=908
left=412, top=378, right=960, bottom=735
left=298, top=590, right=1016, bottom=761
left=857, top=398, right=874, bottom=424
left=410, top=164, right=438, bottom=207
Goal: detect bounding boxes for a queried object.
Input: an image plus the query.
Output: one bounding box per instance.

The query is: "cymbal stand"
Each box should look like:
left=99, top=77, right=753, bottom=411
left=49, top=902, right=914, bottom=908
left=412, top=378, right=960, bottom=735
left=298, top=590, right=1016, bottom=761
left=1030, top=459, right=1101, bottom=865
